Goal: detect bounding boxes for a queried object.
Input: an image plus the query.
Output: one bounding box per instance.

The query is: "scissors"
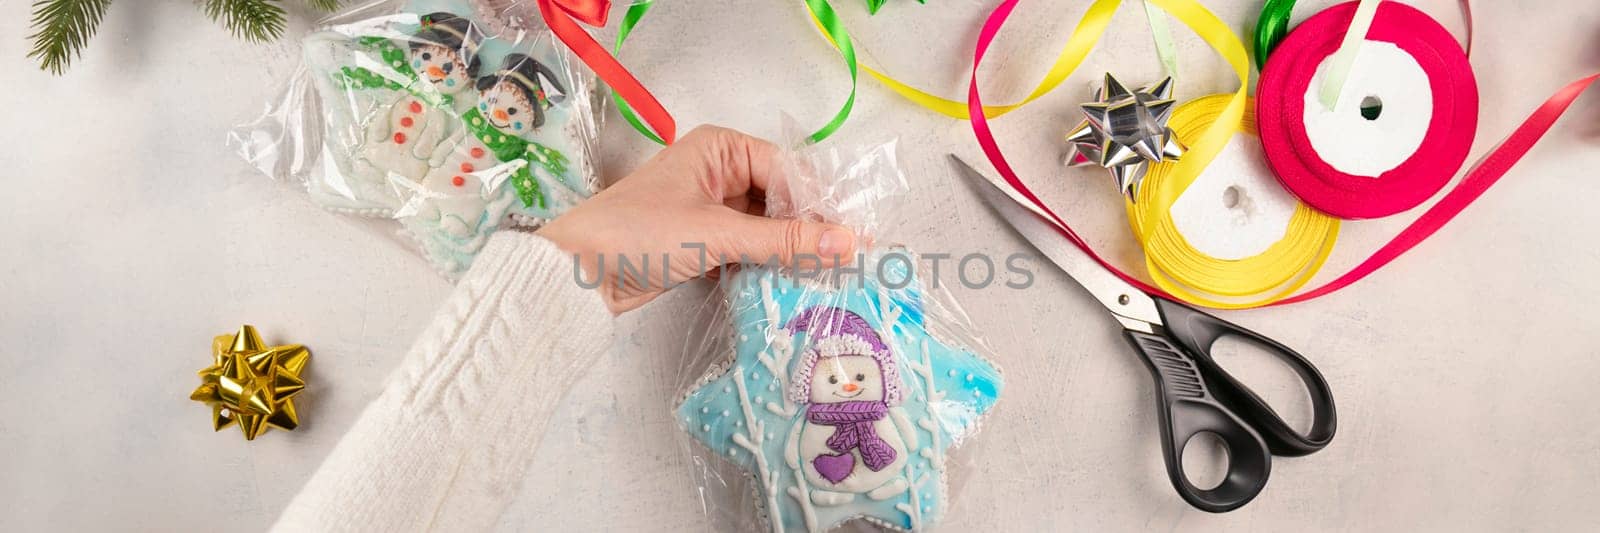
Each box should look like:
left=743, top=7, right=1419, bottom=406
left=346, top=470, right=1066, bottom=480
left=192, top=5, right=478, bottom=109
left=949, top=155, right=1336, bottom=513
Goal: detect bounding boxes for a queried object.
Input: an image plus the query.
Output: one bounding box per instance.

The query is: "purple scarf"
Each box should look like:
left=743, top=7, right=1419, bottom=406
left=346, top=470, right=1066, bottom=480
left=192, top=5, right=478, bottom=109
left=807, top=400, right=895, bottom=483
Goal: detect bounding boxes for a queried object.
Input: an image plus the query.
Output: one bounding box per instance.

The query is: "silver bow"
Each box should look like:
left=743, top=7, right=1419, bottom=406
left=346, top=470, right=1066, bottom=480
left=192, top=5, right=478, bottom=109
left=1063, top=73, right=1186, bottom=200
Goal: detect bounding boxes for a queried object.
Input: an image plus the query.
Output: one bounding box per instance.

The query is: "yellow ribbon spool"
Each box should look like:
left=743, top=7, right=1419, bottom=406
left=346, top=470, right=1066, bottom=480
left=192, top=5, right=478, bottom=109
left=811, top=0, right=1288, bottom=308
left=1127, top=94, right=1340, bottom=308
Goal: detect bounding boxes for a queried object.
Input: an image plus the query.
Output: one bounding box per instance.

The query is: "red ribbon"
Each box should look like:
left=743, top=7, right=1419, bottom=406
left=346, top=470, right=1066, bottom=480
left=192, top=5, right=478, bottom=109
left=538, top=0, right=678, bottom=143
left=967, top=0, right=1598, bottom=307
left=1258, top=2, right=1479, bottom=219
left=967, top=0, right=1168, bottom=298
left=1273, top=72, right=1599, bottom=305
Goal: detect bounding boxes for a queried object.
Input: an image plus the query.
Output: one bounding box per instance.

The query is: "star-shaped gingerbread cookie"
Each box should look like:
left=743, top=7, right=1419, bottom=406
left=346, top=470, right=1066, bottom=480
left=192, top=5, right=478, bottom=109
left=678, top=251, right=1003, bottom=532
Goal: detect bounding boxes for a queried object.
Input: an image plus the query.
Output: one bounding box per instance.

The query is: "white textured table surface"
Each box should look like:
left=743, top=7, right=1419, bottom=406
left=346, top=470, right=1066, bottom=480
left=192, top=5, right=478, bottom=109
left=4, top=1, right=1599, bottom=531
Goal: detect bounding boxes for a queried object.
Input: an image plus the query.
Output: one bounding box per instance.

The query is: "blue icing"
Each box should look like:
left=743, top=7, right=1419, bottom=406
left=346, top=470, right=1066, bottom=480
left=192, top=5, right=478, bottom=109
left=679, top=254, right=1003, bottom=532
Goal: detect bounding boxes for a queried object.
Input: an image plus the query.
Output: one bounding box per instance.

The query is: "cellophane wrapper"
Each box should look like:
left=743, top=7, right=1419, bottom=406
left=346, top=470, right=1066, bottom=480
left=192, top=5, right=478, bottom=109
left=671, top=135, right=1006, bottom=532
left=229, top=0, right=600, bottom=278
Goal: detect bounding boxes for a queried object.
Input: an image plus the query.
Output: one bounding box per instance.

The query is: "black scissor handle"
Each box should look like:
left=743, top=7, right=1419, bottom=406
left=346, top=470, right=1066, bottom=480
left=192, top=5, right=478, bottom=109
left=1151, top=297, right=1338, bottom=456
left=1125, top=330, right=1272, bottom=513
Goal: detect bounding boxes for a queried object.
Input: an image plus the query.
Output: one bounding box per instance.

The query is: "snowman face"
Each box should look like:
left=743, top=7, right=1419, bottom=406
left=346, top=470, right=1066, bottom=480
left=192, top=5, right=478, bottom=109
left=808, top=355, right=884, bottom=404
left=478, top=81, right=536, bottom=134
left=410, top=44, right=471, bottom=94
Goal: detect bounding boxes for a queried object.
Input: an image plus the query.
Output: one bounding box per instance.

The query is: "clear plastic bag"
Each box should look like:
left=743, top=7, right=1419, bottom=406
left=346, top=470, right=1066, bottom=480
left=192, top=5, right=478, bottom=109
left=230, top=0, right=599, bottom=277
left=673, top=136, right=1005, bottom=532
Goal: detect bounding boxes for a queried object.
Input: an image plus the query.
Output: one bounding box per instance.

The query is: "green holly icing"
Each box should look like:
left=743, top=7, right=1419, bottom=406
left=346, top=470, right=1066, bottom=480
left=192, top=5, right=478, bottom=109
left=329, top=36, right=451, bottom=107
left=462, top=108, right=571, bottom=210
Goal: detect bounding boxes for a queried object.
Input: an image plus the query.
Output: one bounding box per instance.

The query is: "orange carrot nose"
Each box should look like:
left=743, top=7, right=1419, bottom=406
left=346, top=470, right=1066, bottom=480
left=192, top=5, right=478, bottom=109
left=493, top=109, right=509, bottom=121
left=842, top=383, right=860, bottom=392
left=426, top=65, right=446, bottom=78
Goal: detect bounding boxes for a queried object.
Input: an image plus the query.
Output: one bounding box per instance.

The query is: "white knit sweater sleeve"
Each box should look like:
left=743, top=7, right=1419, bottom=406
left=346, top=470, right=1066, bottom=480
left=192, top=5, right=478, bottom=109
left=272, top=231, right=613, bottom=532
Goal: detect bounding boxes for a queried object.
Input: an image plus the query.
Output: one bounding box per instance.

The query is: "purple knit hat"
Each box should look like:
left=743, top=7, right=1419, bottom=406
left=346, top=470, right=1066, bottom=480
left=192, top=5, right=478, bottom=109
left=785, top=306, right=904, bottom=405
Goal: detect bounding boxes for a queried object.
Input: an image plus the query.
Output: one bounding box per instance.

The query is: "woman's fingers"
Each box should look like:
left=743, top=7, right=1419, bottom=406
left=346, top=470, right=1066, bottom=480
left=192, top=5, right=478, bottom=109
left=678, top=125, right=785, bottom=202
left=703, top=209, right=856, bottom=269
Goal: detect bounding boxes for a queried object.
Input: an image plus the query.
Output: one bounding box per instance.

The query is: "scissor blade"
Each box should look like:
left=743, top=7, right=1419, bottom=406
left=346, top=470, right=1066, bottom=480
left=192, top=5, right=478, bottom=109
left=948, top=155, right=1162, bottom=327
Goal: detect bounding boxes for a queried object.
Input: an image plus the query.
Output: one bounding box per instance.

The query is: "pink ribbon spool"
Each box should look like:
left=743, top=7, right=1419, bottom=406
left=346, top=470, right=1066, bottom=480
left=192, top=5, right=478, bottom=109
left=1257, top=1, right=1478, bottom=219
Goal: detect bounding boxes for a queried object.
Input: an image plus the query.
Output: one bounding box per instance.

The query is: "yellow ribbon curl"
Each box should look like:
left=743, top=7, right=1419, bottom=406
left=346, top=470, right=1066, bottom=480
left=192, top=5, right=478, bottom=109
left=808, top=0, right=1122, bottom=119
left=1128, top=95, right=1341, bottom=308
left=809, top=0, right=1250, bottom=194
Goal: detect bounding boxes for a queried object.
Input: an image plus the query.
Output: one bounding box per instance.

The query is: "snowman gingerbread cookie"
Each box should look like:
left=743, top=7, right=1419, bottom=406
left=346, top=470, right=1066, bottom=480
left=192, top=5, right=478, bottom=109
left=303, top=12, right=487, bottom=215
left=679, top=252, right=1003, bottom=532
left=397, top=52, right=586, bottom=275
left=295, top=2, right=597, bottom=276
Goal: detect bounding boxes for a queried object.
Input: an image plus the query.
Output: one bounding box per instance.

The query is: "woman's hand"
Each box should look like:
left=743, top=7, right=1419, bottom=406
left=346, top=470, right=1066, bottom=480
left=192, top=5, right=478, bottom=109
left=538, top=126, right=857, bottom=314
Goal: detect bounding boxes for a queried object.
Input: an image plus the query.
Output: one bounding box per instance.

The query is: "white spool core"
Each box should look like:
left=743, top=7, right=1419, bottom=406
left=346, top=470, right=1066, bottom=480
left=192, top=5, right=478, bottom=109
left=1171, top=134, right=1298, bottom=260
left=1302, top=40, right=1433, bottom=177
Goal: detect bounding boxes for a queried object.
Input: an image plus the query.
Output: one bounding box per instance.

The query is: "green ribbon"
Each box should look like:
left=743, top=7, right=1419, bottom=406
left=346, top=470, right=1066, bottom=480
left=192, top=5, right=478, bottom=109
left=863, top=0, right=926, bottom=16
left=611, top=1, right=665, bottom=145
left=1315, top=0, right=1381, bottom=109
left=801, top=0, right=857, bottom=144
left=610, top=0, right=858, bottom=145
left=1142, top=0, right=1179, bottom=79
left=1253, top=0, right=1296, bottom=71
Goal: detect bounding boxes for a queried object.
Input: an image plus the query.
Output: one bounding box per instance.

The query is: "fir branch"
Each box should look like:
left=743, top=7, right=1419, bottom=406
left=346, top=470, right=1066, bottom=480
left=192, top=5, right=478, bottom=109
left=27, top=0, right=114, bottom=74
left=202, top=0, right=288, bottom=43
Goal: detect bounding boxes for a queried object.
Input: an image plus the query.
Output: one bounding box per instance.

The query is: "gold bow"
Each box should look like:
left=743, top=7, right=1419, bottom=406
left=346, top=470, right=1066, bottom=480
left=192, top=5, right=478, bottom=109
left=189, top=325, right=310, bottom=440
